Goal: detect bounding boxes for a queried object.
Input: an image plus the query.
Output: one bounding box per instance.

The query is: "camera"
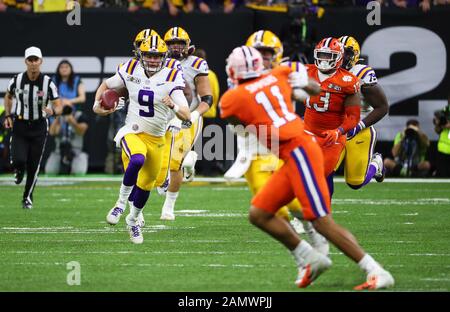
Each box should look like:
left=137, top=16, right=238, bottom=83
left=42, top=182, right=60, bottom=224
left=404, top=126, right=419, bottom=139
left=434, top=105, right=450, bottom=127
left=61, top=105, right=73, bottom=116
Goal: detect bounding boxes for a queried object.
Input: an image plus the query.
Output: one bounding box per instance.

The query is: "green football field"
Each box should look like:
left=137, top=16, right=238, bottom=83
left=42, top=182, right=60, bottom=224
left=0, top=179, right=449, bottom=292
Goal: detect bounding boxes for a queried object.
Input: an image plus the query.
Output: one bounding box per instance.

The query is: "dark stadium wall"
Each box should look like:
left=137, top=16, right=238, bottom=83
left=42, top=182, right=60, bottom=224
left=0, top=7, right=449, bottom=173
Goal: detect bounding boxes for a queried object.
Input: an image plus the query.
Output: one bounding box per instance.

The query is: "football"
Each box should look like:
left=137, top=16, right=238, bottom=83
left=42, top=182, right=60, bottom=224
left=100, top=89, right=120, bottom=110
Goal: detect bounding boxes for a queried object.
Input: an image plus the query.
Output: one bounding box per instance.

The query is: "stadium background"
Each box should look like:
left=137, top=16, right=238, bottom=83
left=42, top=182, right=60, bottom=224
left=0, top=6, right=449, bottom=173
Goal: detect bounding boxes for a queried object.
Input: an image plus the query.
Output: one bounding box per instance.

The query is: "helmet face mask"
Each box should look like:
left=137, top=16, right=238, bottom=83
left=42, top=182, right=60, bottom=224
left=166, top=40, right=188, bottom=59
left=338, top=36, right=361, bottom=70
left=164, top=27, right=191, bottom=60
left=138, top=35, right=168, bottom=74
left=140, top=52, right=166, bottom=73
left=314, top=37, right=344, bottom=73
left=255, top=47, right=276, bottom=69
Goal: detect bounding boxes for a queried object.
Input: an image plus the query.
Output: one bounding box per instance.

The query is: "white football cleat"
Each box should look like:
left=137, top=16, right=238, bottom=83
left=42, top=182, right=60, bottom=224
left=156, top=177, right=170, bottom=196
left=302, top=221, right=330, bottom=256
left=126, top=214, right=143, bottom=244
left=354, top=269, right=395, bottom=290
left=160, top=211, right=175, bottom=221
left=372, top=153, right=386, bottom=183
left=295, top=252, right=332, bottom=288
left=127, top=224, right=144, bottom=244
left=182, top=151, right=198, bottom=182
left=106, top=206, right=124, bottom=225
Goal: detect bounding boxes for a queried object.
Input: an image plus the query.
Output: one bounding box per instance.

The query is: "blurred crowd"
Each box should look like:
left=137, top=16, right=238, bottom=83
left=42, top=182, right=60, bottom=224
left=1, top=0, right=448, bottom=14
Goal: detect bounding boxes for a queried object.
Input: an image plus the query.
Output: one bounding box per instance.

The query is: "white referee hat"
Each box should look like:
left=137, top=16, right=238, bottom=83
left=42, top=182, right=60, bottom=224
left=25, top=46, right=43, bottom=59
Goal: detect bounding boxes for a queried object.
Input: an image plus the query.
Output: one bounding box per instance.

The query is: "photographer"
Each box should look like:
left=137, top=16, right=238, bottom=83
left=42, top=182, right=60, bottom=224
left=45, top=105, right=89, bottom=175
left=280, top=0, right=319, bottom=63
left=384, top=119, right=431, bottom=177
left=433, top=102, right=450, bottom=177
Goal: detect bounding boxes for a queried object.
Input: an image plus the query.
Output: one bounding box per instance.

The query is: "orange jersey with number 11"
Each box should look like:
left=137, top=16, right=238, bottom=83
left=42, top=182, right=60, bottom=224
left=304, top=64, right=360, bottom=135
left=220, top=66, right=306, bottom=160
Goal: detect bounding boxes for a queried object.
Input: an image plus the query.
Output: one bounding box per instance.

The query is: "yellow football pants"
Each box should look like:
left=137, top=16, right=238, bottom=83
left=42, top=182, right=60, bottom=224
left=336, top=127, right=377, bottom=186
left=121, top=132, right=165, bottom=191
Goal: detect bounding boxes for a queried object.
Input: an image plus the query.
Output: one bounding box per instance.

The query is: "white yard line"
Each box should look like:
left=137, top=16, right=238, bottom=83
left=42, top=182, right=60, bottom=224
left=1, top=176, right=450, bottom=183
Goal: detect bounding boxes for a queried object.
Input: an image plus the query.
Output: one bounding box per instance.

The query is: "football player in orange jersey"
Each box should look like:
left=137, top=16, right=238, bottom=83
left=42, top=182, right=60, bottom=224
left=304, top=37, right=362, bottom=196
left=220, top=46, right=394, bottom=290
left=224, top=30, right=329, bottom=254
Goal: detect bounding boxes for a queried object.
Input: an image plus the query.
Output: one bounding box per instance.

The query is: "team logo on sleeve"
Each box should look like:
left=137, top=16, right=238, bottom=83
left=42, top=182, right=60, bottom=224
left=342, top=75, right=353, bottom=82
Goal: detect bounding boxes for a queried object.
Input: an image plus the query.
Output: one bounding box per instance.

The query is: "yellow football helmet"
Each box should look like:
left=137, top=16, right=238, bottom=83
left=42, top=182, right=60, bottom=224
left=164, top=27, right=191, bottom=59
left=339, top=36, right=361, bottom=70
left=246, top=30, right=283, bottom=67
left=133, top=29, right=160, bottom=57
left=139, top=35, right=168, bottom=73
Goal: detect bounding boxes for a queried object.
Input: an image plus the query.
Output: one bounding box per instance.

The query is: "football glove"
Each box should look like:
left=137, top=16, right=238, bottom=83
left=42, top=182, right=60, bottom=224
left=323, top=128, right=342, bottom=147
left=115, top=97, right=126, bottom=111
left=347, top=121, right=366, bottom=140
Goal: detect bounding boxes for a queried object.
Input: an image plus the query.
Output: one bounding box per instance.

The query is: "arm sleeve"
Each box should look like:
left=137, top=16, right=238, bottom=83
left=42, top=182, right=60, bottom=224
left=338, top=105, right=361, bottom=134
left=106, top=72, right=126, bottom=89
left=170, top=89, right=189, bottom=108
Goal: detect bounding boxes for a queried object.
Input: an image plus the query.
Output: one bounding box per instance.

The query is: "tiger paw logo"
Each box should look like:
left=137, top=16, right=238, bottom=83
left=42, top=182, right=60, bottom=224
left=342, top=75, right=353, bottom=82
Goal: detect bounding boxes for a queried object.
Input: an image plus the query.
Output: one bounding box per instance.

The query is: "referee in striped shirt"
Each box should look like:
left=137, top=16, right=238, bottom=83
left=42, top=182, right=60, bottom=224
left=2, top=46, right=61, bottom=209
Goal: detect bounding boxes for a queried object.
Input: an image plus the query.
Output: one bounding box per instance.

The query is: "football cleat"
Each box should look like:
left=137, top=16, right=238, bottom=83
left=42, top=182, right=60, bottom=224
left=160, top=211, right=175, bottom=221
left=295, top=252, right=332, bottom=288
left=137, top=212, right=145, bottom=228
left=22, top=198, right=32, bottom=210
left=183, top=167, right=195, bottom=182
left=354, top=269, right=395, bottom=290
left=127, top=224, right=144, bottom=244
left=14, top=169, right=24, bottom=185
left=372, top=153, right=385, bottom=183
left=106, top=206, right=124, bottom=225
left=182, top=151, right=198, bottom=182
left=156, top=177, right=170, bottom=196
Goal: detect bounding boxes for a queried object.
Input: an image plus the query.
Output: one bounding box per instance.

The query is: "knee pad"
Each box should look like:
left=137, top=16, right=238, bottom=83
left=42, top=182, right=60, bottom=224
left=129, top=154, right=145, bottom=168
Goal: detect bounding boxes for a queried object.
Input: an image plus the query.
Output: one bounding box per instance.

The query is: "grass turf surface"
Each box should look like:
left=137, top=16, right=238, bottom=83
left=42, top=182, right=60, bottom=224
left=0, top=180, right=449, bottom=291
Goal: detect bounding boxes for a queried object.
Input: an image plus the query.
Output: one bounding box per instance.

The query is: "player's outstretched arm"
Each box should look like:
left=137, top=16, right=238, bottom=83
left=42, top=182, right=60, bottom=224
left=360, top=84, right=389, bottom=128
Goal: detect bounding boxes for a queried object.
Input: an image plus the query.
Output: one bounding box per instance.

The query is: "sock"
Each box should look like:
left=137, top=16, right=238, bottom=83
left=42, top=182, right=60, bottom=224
left=326, top=174, right=334, bottom=197
left=291, top=240, right=314, bottom=267
left=118, top=184, right=133, bottom=207
left=358, top=254, right=381, bottom=274
left=128, top=186, right=137, bottom=203
left=133, top=186, right=150, bottom=209
left=162, top=191, right=179, bottom=214
left=118, top=154, right=145, bottom=206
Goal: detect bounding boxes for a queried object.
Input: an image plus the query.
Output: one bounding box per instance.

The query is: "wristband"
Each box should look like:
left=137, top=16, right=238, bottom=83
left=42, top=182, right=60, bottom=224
left=93, top=100, right=101, bottom=110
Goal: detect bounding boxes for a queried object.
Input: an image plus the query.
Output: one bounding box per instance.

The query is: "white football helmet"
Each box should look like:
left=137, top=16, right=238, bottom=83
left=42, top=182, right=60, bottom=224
left=226, top=46, right=264, bottom=82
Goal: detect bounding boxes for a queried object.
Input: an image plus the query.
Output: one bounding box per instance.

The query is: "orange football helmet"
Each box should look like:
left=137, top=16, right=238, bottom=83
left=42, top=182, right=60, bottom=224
left=314, top=37, right=344, bottom=72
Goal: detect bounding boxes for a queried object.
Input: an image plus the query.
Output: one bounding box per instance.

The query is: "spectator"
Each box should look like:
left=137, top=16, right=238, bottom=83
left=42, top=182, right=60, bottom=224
left=433, top=101, right=450, bottom=177
left=167, top=0, right=194, bottom=16
left=197, top=0, right=242, bottom=13
left=384, top=119, right=431, bottom=177
left=1, top=0, right=32, bottom=11
left=53, top=60, right=86, bottom=112
left=45, top=110, right=89, bottom=175
left=128, top=0, right=163, bottom=12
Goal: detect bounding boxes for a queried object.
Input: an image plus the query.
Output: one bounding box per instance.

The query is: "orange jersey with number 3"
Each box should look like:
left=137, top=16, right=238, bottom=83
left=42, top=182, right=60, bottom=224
left=304, top=64, right=360, bottom=135
left=220, top=66, right=305, bottom=160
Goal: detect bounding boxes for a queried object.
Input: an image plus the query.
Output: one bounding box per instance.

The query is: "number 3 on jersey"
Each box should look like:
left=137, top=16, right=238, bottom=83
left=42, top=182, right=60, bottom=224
left=138, top=89, right=154, bottom=117
left=306, top=92, right=330, bottom=112
left=255, top=85, right=297, bottom=128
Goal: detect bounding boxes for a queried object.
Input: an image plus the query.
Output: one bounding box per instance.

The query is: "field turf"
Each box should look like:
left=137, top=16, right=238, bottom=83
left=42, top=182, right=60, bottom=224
left=0, top=179, right=449, bottom=291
